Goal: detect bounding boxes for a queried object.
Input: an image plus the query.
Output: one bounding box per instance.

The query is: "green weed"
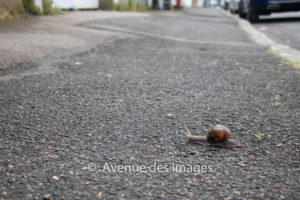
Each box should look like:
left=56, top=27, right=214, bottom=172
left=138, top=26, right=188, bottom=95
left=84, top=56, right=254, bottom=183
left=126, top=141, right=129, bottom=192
left=268, top=49, right=280, bottom=57
left=256, top=132, right=264, bottom=139
left=268, top=48, right=299, bottom=70
left=23, top=0, right=41, bottom=15
left=112, top=3, right=122, bottom=10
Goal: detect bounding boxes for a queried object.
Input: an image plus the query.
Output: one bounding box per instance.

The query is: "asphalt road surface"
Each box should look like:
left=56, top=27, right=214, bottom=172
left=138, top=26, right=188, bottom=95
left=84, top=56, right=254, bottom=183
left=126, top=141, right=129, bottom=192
left=1, top=8, right=300, bottom=200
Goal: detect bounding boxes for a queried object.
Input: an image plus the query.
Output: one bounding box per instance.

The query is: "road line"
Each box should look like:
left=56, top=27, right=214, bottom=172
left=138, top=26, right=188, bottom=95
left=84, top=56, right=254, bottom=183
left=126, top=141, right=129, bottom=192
left=85, top=24, right=255, bottom=47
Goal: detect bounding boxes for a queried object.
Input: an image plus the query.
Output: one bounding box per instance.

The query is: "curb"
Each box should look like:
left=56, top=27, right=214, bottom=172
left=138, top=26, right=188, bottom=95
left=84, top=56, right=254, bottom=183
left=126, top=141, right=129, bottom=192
left=221, top=9, right=300, bottom=69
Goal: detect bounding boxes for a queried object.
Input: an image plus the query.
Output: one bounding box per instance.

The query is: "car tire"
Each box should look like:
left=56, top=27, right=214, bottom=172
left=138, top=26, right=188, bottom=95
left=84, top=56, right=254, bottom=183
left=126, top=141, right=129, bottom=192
left=247, top=9, right=259, bottom=22
left=224, top=2, right=229, bottom=10
left=239, top=12, right=246, bottom=18
left=238, top=0, right=247, bottom=18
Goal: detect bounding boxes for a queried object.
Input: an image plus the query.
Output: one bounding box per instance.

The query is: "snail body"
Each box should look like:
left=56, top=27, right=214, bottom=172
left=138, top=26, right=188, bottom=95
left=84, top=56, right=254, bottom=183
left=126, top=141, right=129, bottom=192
left=183, top=124, right=241, bottom=148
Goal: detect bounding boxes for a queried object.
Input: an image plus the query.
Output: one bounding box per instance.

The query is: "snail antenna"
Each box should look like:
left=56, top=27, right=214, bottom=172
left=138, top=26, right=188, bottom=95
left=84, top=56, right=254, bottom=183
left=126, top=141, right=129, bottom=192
left=176, top=122, right=191, bottom=136
left=183, top=125, right=192, bottom=136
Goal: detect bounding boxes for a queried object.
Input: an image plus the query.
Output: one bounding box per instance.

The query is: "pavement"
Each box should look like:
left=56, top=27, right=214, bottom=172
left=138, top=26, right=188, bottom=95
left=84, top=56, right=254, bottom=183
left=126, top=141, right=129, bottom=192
left=0, top=11, right=148, bottom=72
left=1, top=8, right=300, bottom=200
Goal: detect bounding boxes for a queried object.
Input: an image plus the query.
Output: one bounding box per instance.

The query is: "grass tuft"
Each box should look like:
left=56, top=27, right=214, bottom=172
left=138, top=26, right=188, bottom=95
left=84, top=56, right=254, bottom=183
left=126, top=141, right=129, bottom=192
left=23, top=0, right=41, bottom=15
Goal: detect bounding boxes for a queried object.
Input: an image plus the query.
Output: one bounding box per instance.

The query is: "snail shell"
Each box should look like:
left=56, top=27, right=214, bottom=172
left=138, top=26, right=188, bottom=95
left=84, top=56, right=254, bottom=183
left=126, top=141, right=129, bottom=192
left=207, top=125, right=231, bottom=142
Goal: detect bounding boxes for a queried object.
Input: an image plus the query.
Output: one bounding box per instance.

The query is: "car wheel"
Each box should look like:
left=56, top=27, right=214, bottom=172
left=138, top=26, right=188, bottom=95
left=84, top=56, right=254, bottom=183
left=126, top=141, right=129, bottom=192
left=224, top=2, right=229, bottom=10
left=238, top=0, right=246, bottom=18
left=247, top=9, right=259, bottom=22
left=239, top=11, right=247, bottom=18
left=239, top=12, right=246, bottom=18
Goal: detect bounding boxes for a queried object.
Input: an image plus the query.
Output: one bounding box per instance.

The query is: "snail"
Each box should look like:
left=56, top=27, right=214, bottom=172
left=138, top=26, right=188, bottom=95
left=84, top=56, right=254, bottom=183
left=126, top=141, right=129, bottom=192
left=179, top=124, right=242, bottom=148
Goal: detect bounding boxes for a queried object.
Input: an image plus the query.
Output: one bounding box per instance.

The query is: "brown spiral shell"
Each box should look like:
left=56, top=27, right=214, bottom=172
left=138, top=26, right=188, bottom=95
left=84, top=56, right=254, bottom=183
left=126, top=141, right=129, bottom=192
left=207, top=125, right=231, bottom=142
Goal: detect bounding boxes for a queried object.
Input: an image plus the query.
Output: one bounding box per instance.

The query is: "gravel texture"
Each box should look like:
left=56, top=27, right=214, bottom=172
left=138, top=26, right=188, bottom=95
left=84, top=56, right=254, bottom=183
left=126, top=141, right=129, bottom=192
left=0, top=8, right=300, bottom=200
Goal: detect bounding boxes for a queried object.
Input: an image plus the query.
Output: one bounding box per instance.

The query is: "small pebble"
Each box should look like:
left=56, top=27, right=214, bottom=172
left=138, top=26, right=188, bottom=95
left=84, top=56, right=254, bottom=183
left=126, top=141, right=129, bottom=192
left=166, top=113, right=174, bottom=118
left=96, top=192, right=102, bottom=199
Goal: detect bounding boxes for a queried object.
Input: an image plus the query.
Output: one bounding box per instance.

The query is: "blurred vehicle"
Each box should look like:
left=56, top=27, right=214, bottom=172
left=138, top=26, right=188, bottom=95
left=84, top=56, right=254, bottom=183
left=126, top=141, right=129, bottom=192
left=239, top=0, right=300, bottom=22
left=229, top=0, right=240, bottom=13
left=221, top=0, right=230, bottom=10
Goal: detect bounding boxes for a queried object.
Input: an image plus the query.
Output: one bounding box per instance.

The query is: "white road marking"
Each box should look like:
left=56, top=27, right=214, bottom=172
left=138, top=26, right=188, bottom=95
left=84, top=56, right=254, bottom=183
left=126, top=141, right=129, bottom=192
left=86, top=24, right=255, bottom=47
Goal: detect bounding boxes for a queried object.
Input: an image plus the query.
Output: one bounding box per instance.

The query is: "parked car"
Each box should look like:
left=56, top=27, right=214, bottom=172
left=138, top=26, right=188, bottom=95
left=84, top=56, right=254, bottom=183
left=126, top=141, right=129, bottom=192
left=229, top=0, right=240, bottom=13
left=239, top=0, right=300, bottom=22
left=222, top=0, right=230, bottom=10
